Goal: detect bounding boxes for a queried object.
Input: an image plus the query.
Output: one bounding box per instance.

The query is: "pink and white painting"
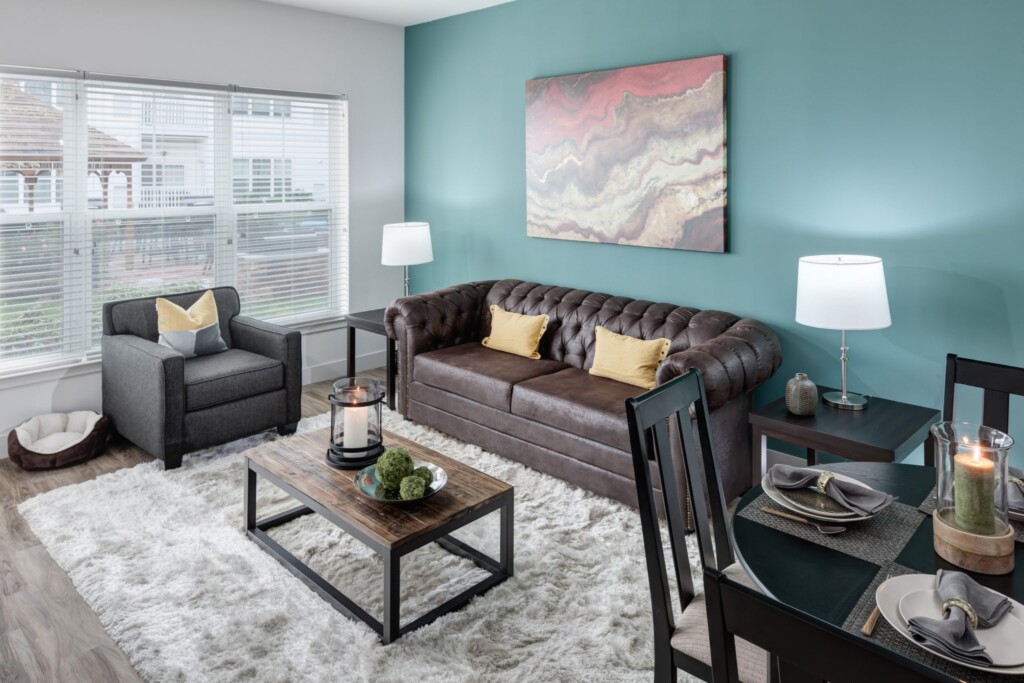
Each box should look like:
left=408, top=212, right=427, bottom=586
left=526, top=55, right=727, bottom=253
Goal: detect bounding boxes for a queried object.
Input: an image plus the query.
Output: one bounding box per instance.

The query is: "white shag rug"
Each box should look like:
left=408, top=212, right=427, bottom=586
left=18, top=409, right=703, bottom=683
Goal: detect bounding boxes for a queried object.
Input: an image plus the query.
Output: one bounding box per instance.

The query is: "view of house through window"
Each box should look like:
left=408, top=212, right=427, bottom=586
left=0, top=70, right=349, bottom=373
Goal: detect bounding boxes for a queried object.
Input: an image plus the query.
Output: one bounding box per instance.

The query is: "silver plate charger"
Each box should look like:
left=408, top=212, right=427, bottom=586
left=762, top=469, right=878, bottom=523
left=354, top=460, right=448, bottom=504
left=877, top=573, right=1024, bottom=675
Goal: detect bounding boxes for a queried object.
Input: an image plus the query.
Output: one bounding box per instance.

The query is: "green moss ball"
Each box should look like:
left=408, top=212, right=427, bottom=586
left=412, top=466, right=433, bottom=488
left=399, top=475, right=426, bottom=500
left=376, top=448, right=413, bottom=489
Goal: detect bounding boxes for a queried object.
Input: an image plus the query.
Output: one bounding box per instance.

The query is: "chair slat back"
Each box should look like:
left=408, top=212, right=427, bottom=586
left=943, top=354, right=1024, bottom=433
left=625, top=371, right=734, bottom=634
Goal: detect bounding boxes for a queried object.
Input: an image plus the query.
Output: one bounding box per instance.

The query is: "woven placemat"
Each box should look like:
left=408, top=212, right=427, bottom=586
left=841, top=563, right=1022, bottom=682
left=737, top=493, right=926, bottom=566
left=919, top=486, right=1024, bottom=542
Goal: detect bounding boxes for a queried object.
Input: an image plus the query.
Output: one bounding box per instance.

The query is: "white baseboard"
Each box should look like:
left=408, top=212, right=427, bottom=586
left=303, top=349, right=386, bottom=385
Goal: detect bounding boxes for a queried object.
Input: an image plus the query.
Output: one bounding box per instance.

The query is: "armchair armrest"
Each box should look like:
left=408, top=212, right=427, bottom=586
left=384, top=281, right=496, bottom=415
left=657, top=317, right=782, bottom=410
left=230, top=315, right=302, bottom=424
left=101, top=334, right=185, bottom=464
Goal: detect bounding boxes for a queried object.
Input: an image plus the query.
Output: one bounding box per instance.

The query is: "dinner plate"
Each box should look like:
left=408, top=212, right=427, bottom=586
left=877, top=574, right=1024, bottom=675
left=898, top=589, right=1024, bottom=667
left=762, top=469, right=877, bottom=523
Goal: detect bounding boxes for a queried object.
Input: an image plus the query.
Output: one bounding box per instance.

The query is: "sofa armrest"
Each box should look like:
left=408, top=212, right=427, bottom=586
left=384, top=281, right=496, bottom=415
left=656, top=318, right=782, bottom=410
left=230, top=315, right=302, bottom=425
left=101, top=334, right=185, bottom=463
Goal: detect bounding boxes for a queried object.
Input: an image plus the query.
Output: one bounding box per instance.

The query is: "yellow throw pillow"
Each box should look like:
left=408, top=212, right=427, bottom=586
left=155, top=290, right=228, bottom=358
left=481, top=305, right=549, bottom=359
left=589, top=326, right=671, bottom=389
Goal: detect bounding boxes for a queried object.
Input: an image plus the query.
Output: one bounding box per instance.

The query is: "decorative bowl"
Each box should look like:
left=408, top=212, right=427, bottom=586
left=354, top=460, right=447, bottom=504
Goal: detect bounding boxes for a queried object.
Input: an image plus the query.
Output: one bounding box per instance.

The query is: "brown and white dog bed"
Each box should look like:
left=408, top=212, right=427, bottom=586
left=8, top=411, right=110, bottom=470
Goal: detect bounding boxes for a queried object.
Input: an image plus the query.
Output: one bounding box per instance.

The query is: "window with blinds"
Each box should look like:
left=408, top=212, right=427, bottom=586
left=0, top=68, right=348, bottom=374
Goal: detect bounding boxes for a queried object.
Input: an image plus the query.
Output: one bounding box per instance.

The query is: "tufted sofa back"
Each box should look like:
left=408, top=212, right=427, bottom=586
left=483, top=279, right=742, bottom=370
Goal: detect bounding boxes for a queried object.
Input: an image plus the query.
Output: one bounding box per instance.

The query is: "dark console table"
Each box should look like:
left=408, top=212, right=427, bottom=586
left=347, top=308, right=396, bottom=410
left=749, top=386, right=940, bottom=486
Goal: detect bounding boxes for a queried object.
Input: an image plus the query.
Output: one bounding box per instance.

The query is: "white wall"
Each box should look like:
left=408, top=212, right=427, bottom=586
left=0, top=0, right=406, bottom=456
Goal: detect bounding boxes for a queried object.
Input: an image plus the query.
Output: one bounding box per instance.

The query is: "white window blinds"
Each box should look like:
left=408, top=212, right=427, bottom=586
left=0, top=68, right=348, bottom=374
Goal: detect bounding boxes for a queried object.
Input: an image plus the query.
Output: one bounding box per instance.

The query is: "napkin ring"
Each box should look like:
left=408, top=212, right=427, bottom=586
left=1010, top=475, right=1024, bottom=488
left=942, top=597, right=979, bottom=629
left=816, top=471, right=835, bottom=495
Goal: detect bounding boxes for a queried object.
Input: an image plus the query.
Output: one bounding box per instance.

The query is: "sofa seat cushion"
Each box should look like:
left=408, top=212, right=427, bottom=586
left=413, top=343, right=569, bottom=412
left=511, top=368, right=644, bottom=452
left=184, top=349, right=283, bottom=411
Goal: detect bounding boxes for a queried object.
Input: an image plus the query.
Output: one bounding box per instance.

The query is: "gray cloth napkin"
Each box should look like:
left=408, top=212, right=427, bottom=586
left=906, top=569, right=1013, bottom=667
left=767, top=464, right=893, bottom=516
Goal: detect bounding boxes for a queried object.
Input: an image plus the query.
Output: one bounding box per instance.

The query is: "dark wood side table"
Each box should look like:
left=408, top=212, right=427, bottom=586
left=347, top=308, right=397, bottom=410
left=748, top=386, right=940, bottom=487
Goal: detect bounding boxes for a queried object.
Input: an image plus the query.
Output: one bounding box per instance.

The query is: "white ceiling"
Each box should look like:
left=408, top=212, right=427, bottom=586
left=257, top=0, right=515, bottom=26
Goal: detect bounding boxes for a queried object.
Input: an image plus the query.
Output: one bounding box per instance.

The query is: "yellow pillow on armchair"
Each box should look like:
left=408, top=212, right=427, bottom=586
left=481, top=305, right=549, bottom=359
left=589, top=325, right=670, bottom=389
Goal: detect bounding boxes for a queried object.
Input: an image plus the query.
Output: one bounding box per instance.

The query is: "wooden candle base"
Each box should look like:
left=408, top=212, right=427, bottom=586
left=933, top=509, right=1015, bottom=575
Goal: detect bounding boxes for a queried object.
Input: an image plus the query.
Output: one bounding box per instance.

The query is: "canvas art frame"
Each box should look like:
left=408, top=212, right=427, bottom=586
left=525, top=55, right=727, bottom=253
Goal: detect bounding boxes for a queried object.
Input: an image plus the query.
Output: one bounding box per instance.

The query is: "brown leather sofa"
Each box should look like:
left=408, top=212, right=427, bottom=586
left=384, top=279, right=782, bottom=512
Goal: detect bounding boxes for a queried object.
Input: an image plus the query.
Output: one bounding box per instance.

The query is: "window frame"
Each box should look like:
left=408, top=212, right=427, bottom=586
left=0, top=66, right=348, bottom=376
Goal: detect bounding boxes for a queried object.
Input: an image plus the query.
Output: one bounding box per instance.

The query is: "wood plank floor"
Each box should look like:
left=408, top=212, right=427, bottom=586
left=0, top=371, right=384, bottom=682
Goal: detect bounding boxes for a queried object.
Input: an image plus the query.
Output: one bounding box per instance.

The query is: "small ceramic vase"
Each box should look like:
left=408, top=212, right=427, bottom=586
left=785, top=373, right=818, bottom=416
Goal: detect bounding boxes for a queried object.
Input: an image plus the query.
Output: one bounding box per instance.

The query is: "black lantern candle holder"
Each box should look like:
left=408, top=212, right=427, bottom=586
left=326, top=377, right=385, bottom=469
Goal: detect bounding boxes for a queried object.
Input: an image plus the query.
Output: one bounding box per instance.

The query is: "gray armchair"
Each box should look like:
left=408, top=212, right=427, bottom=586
left=101, top=287, right=301, bottom=469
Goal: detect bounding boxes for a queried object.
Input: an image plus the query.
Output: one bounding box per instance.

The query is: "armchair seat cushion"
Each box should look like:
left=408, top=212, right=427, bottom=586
left=413, top=343, right=568, bottom=412
left=184, top=349, right=283, bottom=411
left=511, top=368, right=643, bottom=452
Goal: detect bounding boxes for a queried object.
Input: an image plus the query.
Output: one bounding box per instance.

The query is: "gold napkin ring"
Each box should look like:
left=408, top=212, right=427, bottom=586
left=943, top=597, right=979, bottom=629
left=816, top=471, right=835, bottom=495
left=1010, top=476, right=1024, bottom=488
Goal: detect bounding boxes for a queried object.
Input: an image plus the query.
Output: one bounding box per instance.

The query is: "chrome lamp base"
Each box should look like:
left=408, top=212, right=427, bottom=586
left=822, top=390, right=868, bottom=411
left=824, top=329, right=868, bottom=411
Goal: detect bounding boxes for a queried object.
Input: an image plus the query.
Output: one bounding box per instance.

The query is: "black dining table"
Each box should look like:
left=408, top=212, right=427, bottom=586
left=731, top=460, right=1024, bottom=682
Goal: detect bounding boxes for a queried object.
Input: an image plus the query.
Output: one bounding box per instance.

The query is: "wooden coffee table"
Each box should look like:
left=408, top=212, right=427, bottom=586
left=244, top=428, right=514, bottom=644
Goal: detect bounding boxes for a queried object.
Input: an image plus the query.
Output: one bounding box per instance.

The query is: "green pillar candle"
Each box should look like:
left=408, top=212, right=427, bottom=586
left=954, top=451, right=996, bottom=535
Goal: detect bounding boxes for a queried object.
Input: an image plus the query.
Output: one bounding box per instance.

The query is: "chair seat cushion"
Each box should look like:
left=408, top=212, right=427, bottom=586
left=184, top=349, right=283, bottom=411
left=413, top=343, right=568, bottom=412
left=511, top=368, right=643, bottom=452
left=672, top=564, right=769, bottom=683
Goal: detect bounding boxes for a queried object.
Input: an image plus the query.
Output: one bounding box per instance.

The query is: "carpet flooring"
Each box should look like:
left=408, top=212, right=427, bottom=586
left=18, top=409, right=702, bottom=682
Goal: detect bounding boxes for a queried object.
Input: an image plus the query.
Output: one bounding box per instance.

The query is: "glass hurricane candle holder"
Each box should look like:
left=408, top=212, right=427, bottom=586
left=327, top=377, right=384, bottom=469
left=931, top=421, right=1014, bottom=574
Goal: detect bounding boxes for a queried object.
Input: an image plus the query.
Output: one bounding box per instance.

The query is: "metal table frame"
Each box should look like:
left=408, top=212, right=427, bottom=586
left=244, top=457, right=514, bottom=644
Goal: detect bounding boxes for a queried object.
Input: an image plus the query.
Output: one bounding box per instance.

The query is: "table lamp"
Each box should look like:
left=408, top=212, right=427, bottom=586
left=381, top=222, right=433, bottom=297
left=795, top=255, right=891, bottom=410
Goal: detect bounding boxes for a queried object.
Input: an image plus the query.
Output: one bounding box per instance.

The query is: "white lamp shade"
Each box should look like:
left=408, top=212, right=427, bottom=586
left=381, top=222, right=433, bottom=266
left=795, top=255, right=892, bottom=331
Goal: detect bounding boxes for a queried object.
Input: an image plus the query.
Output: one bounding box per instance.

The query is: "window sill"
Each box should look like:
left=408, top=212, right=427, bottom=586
left=0, top=316, right=350, bottom=391
left=0, top=358, right=102, bottom=391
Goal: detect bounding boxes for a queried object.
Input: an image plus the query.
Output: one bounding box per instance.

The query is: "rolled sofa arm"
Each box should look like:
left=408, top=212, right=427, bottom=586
left=101, top=334, right=185, bottom=463
left=384, top=281, right=497, bottom=415
left=656, top=317, right=782, bottom=410
left=230, top=315, right=302, bottom=426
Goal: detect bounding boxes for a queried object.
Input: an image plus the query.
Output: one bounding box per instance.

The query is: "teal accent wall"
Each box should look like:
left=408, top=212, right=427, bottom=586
left=405, top=0, right=1024, bottom=463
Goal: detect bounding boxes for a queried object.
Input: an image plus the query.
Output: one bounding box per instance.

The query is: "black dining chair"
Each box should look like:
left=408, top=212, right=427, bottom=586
left=626, top=370, right=773, bottom=683
left=940, top=354, right=1024, bottom=464
left=638, top=372, right=941, bottom=683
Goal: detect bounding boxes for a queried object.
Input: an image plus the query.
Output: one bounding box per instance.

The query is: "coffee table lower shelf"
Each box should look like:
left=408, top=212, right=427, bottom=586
left=245, top=458, right=514, bottom=644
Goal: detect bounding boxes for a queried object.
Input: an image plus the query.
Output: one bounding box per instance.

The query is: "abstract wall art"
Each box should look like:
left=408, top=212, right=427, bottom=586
left=525, top=55, right=727, bottom=253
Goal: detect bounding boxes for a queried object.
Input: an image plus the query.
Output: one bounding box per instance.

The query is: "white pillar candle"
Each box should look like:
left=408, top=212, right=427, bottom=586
left=343, top=404, right=368, bottom=450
